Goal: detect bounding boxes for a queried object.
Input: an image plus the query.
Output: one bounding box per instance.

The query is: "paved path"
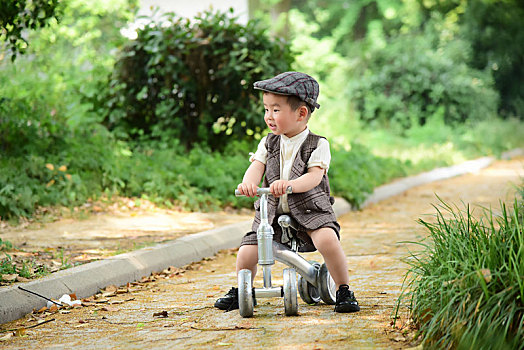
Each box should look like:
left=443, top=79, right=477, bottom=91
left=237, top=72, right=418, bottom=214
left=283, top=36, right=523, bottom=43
left=0, top=157, right=522, bottom=349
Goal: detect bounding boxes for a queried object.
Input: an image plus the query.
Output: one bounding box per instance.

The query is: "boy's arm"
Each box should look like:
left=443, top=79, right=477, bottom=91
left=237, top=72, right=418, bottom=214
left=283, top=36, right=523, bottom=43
left=237, top=160, right=265, bottom=197
left=270, top=166, right=325, bottom=197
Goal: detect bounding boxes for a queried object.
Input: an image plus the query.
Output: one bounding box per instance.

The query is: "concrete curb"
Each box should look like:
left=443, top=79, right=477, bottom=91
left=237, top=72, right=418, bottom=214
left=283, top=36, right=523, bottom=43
left=1, top=149, right=521, bottom=324
left=0, top=221, right=251, bottom=324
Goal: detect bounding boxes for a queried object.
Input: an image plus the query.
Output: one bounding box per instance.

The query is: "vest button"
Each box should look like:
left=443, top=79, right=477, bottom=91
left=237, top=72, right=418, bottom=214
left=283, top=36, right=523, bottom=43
left=305, top=209, right=311, bottom=213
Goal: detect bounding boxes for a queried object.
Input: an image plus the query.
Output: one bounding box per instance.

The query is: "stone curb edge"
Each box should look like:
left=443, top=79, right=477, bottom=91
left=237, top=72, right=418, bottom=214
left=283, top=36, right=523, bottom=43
left=1, top=149, right=521, bottom=324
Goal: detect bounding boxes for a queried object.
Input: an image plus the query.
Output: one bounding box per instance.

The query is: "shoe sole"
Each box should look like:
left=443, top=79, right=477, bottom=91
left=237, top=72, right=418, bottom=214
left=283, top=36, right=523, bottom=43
left=334, top=305, right=360, bottom=313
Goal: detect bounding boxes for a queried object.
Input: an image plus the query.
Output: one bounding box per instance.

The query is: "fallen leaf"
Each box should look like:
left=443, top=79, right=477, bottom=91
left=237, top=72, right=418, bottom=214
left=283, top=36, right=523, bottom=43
left=36, top=306, right=47, bottom=314
left=2, top=274, right=18, bottom=282
left=49, top=305, right=58, bottom=312
left=153, top=310, right=168, bottom=318
left=104, top=285, right=118, bottom=293
left=14, top=328, right=26, bottom=337
left=393, top=335, right=406, bottom=342
left=0, top=332, right=14, bottom=341
left=100, top=306, right=117, bottom=312
left=16, top=276, right=32, bottom=282
left=479, top=269, right=492, bottom=283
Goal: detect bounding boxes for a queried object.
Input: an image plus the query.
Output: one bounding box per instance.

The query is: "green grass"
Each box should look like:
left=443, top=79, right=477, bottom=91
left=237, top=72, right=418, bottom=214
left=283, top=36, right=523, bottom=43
left=0, top=238, right=13, bottom=251
left=397, top=192, right=524, bottom=349
left=0, top=254, right=49, bottom=282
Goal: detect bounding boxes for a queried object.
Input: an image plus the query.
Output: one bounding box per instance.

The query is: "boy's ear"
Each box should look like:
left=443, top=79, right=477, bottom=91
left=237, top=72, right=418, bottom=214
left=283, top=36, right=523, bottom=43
left=297, top=105, right=309, bottom=120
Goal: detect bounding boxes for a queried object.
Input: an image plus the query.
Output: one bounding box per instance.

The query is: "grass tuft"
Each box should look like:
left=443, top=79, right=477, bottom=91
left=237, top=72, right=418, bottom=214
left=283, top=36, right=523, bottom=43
left=396, top=190, right=524, bottom=349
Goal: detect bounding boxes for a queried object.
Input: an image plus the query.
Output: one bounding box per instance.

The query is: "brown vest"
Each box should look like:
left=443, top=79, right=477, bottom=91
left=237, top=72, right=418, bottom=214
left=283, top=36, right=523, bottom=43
left=251, top=132, right=337, bottom=232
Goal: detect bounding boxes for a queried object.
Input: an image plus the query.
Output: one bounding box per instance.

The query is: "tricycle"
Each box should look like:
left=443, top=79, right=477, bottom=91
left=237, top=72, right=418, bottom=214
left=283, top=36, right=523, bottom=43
left=235, top=187, right=337, bottom=317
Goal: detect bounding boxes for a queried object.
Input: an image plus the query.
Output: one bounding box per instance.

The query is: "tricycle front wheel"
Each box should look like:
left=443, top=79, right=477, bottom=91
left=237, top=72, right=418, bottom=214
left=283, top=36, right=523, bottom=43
left=238, top=269, right=254, bottom=317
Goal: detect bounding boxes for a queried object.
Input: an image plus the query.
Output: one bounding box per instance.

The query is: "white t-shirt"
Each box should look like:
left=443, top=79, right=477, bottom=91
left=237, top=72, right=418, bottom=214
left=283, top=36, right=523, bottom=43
left=249, top=127, right=331, bottom=213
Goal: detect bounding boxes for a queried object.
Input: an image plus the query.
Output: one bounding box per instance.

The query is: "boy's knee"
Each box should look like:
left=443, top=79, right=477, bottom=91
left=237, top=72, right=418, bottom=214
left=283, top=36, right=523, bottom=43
left=308, top=227, right=337, bottom=239
left=237, top=245, right=258, bottom=261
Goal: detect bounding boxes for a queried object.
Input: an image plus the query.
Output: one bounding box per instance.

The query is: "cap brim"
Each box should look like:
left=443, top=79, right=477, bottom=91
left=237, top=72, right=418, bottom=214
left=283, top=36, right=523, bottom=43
left=253, top=86, right=292, bottom=96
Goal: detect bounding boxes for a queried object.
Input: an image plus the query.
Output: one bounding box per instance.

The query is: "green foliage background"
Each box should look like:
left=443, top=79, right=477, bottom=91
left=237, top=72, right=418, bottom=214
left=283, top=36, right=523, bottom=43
left=99, top=9, right=292, bottom=150
left=0, top=0, right=523, bottom=222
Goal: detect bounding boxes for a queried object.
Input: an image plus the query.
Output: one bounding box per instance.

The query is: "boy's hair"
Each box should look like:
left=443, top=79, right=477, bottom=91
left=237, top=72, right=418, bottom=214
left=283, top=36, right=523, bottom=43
left=287, top=95, right=312, bottom=117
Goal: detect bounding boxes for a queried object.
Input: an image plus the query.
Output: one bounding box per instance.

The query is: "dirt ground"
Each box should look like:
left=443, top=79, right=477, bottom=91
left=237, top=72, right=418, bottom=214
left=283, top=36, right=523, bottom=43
left=0, top=157, right=522, bottom=349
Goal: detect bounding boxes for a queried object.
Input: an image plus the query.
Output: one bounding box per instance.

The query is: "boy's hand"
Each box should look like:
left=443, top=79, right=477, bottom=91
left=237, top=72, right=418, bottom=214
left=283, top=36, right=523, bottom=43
left=270, top=180, right=292, bottom=197
left=237, top=183, right=259, bottom=197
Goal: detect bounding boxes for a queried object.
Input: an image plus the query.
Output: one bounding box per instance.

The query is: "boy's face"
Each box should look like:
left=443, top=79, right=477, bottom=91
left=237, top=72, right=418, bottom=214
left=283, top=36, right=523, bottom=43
left=263, top=92, right=307, bottom=138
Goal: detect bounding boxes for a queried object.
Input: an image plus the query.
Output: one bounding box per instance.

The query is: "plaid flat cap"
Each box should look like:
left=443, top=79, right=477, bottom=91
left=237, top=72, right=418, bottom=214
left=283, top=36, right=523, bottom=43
left=254, top=72, right=320, bottom=111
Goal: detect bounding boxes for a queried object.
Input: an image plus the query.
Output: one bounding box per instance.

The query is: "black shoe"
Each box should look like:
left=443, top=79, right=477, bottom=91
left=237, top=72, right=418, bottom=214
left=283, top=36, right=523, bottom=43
left=214, top=287, right=257, bottom=312
left=334, top=284, right=360, bottom=313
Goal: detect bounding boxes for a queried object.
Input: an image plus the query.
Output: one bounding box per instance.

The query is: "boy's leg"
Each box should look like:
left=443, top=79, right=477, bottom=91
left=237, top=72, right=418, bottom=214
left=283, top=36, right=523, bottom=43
left=236, top=244, right=258, bottom=279
left=215, top=244, right=258, bottom=311
left=308, top=227, right=349, bottom=287
left=308, top=227, right=360, bottom=313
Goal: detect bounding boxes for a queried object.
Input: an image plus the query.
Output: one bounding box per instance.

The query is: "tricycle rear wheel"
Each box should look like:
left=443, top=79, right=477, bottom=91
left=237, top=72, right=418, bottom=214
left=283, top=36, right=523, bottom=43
left=298, top=261, right=321, bottom=305
left=318, top=263, right=336, bottom=305
left=283, top=268, right=298, bottom=316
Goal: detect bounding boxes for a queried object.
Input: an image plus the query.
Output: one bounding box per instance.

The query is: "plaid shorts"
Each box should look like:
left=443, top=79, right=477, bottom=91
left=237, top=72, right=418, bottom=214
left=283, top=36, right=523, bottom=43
left=240, top=217, right=340, bottom=253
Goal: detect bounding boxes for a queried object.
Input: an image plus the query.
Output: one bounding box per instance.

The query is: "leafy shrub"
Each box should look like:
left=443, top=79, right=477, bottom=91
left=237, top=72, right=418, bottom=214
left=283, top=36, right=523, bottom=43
left=99, top=8, right=293, bottom=150
left=350, top=33, right=499, bottom=130
left=398, top=196, right=524, bottom=349
left=0, top=124, right=118, bottom=219
left=0, top=0, right=61, bottom=60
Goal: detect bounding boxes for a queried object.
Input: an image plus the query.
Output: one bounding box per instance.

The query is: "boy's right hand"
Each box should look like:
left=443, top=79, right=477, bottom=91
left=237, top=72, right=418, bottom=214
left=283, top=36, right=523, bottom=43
left=237, top=183, right=259, bottom=197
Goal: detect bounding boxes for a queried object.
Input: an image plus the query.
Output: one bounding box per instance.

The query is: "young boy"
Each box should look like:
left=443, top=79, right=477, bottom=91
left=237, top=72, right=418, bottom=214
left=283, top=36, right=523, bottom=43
left=215, top=72, right=359, bottom=313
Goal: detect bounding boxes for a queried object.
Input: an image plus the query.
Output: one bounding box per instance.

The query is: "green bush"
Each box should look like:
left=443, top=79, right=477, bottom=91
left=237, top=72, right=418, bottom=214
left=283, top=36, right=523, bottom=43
left=0, top=124, right=118, bottom=219
left=398, top=196, right=524, bottom=349
left=106, top=140, right=255, bottom=211
left=99, top=8, right=293, bottom=150
left=350, top=33, right=499, bottom=130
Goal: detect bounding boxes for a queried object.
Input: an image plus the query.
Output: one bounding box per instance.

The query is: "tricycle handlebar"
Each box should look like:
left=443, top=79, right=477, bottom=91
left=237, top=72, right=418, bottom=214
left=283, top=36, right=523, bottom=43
left=235, top=186, right=292, bottom=197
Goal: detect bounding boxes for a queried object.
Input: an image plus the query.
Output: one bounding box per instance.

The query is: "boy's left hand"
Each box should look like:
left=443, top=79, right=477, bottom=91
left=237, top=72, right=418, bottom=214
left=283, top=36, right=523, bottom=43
left=270, top=180, right=292, bottom=197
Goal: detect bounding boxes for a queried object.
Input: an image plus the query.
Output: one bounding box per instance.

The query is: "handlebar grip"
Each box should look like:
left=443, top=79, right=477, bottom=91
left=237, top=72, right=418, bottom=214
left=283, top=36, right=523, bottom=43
left=235, top=186, right=292, bottom=197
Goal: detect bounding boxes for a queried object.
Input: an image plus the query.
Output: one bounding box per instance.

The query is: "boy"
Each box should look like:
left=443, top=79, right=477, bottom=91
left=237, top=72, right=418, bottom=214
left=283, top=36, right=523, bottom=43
left=215, top=72, right=359, bottom=313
